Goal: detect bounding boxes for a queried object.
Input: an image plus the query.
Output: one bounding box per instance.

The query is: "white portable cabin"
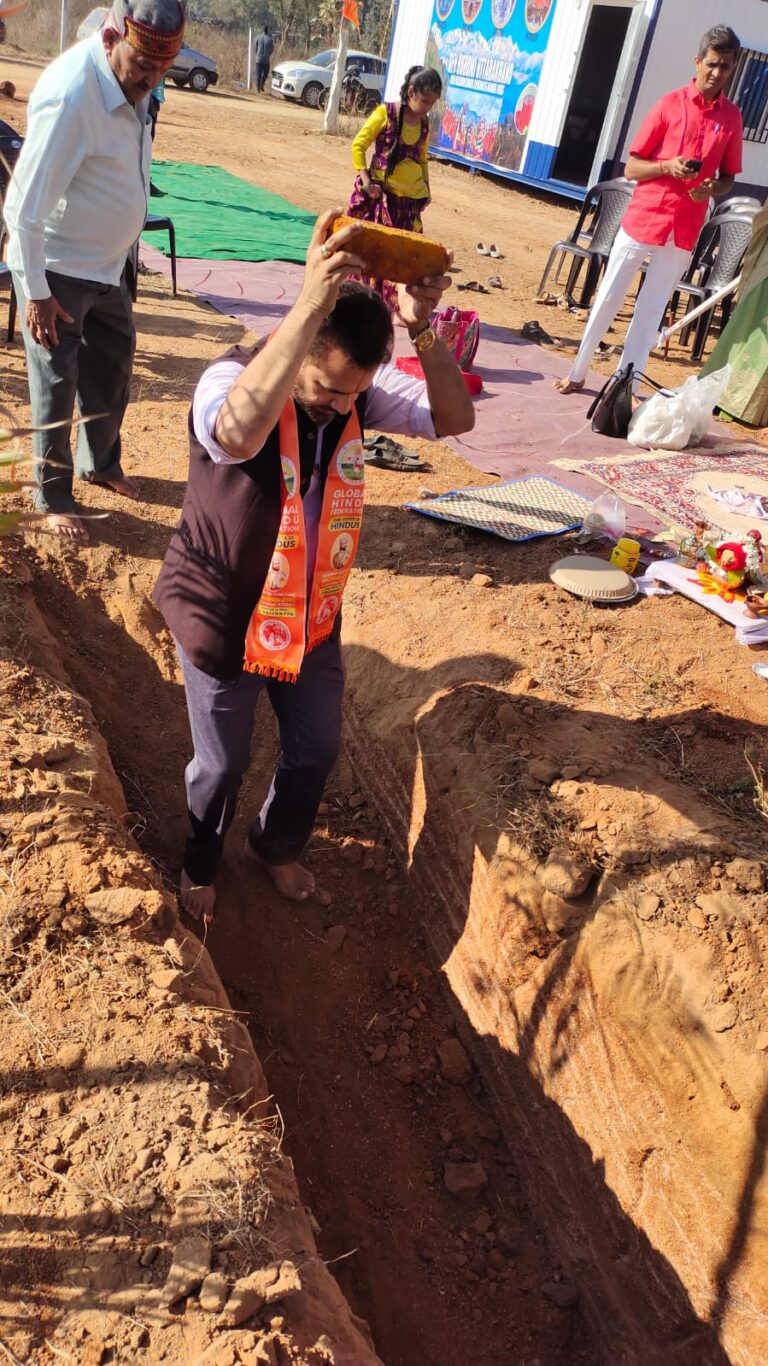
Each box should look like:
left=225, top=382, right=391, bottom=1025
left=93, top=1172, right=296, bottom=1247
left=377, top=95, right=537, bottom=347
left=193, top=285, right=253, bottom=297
left=386, top=0, right=768, bottom=200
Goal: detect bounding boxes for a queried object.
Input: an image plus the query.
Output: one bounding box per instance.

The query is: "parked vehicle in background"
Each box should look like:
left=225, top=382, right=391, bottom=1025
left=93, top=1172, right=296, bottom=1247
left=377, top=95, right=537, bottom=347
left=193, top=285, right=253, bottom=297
left=318, top=64, right=379, bottom=115
left=76, top=7, right=219, bottom=91
left=271, top=49, right=386, bottom=109
left=168, top=44, right=218, bottom=92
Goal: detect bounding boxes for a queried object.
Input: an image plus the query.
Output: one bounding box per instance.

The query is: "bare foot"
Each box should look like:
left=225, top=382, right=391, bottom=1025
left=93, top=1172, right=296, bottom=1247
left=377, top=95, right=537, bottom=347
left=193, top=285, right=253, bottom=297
left=45, top=512, right=88, bottom=539
left=179, top=869, right=215, bottom=921
left=94, top=475, right=140, bottom=501
left=553, top=377, right=585, bottom=395
left=265, top=861, right=315, bottom=900
left=244, top=839, right=315, bottom=901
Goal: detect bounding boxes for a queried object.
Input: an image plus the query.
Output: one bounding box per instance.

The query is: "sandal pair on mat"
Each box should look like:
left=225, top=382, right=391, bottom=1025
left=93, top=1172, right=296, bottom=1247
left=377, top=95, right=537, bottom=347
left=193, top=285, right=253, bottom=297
left=364, top=435, right=430, bottom=472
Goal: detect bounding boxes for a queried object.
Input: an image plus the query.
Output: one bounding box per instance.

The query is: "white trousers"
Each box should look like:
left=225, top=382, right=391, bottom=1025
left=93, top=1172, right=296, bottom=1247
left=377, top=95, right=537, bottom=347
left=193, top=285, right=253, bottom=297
left=569, top=226, right=691, bottom=385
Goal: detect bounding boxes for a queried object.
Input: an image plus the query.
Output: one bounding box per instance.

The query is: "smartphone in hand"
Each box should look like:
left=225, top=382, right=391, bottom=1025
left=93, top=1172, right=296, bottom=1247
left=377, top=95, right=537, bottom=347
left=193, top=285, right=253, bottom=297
left=685, top=158, right=703, bottom=173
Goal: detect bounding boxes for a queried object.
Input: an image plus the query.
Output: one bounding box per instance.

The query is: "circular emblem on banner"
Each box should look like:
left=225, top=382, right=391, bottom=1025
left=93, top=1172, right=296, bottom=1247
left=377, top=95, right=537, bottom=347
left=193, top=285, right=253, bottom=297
left=461, top=0, right=483, bottom=22
left=280, top=456, right=297, bottom=497
left=436, top=0, right=455, bottom=18
left=514, top=82, right=538, bottom=136
left=525, top=0, right=553, bottom=34
left=259, top=619, right=291, bottom=652
left=491, top=0, right=516, bottom=27
left=337, top=439, right=366, bottom=485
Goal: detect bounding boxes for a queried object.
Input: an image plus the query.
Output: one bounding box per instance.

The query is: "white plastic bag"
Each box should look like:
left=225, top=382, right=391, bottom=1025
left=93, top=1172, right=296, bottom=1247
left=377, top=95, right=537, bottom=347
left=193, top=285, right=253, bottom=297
left=627, top=364, right=732, bottom=450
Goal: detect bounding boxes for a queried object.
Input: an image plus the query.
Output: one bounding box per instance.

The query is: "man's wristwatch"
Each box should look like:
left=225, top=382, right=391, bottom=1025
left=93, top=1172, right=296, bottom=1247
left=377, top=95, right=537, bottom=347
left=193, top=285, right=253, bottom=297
left=409, top=321, right=437, bottom=354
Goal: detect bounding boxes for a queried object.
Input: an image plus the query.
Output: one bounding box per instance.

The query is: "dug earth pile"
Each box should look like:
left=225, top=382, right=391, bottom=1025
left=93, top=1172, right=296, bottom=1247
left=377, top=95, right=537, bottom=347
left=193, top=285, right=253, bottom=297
left=0, top=546, right=381, bottom=1366
left=340, top=479, right=768, bottom=1364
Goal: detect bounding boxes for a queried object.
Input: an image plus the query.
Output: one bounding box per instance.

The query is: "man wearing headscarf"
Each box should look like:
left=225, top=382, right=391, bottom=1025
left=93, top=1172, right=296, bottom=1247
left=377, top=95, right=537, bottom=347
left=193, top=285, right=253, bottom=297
left=5, top=0, right=185, bottom=537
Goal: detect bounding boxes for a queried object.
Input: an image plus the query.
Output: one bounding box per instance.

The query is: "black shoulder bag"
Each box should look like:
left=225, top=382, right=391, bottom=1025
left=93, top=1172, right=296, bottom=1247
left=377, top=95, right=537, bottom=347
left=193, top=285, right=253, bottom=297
left=587, top=363, right=672, bottom=440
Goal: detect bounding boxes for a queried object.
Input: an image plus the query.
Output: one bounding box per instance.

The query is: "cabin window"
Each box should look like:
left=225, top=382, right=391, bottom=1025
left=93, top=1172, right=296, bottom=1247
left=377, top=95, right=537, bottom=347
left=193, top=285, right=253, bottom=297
left=729, top=47, right=768, bottom=143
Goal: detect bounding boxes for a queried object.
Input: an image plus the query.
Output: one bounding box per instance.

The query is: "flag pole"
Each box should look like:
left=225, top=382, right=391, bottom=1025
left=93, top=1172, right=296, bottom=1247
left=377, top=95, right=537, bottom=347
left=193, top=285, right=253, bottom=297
left=323, top=15, right=350, bottom=134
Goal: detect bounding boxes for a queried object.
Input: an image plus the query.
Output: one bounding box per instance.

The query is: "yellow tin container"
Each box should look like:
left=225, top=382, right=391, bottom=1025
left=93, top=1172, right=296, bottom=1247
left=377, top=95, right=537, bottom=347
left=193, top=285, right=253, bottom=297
left=610, top=538, right=641, bottom=574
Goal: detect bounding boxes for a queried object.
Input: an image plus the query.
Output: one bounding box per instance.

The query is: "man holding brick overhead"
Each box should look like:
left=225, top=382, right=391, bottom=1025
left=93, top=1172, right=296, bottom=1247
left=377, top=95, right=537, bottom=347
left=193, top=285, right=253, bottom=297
left=154, top=210, right=474, bottom=921
left=555, top=24, right=743, bottom=395
left=5, top=0, right=185, bottom=538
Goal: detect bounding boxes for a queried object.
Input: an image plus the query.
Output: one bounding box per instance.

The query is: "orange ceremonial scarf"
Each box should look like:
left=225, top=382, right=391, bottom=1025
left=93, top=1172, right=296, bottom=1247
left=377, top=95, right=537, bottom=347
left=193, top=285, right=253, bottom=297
left=243, top=400, right=365, bottom=682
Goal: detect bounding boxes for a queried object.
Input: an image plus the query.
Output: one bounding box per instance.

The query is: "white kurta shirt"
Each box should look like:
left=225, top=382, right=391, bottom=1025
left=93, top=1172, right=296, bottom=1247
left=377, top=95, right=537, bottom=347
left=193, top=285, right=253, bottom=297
left=5, top=32, right=151, bottom=302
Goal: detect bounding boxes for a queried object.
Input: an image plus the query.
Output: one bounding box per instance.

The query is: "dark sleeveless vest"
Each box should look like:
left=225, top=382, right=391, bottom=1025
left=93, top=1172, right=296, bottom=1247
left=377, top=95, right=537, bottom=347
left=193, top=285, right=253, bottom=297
left=153, top=344, right=368, bottom=680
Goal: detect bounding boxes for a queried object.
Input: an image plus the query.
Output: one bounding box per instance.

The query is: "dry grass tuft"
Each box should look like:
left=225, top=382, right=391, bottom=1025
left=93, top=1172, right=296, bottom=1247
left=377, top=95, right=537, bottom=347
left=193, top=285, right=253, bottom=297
left=184, top=1149, right=280, bottom=1265
left=744, top=747, right=768, bottom=825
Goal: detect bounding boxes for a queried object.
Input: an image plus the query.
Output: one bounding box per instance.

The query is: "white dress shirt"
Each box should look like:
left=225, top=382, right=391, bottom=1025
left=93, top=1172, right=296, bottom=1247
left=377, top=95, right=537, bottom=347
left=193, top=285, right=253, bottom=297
left=5, top=33, right=151, bottom=302
left=192, top=359, right=437, bottom=466
left=192, top=356, right=437, bottom=580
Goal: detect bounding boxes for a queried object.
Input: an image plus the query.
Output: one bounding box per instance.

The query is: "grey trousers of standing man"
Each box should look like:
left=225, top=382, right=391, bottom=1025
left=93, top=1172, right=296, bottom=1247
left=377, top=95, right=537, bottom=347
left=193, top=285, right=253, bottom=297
left=13, top=268, right=136, bottom=514
left=177, top=633, right=345, bottom=888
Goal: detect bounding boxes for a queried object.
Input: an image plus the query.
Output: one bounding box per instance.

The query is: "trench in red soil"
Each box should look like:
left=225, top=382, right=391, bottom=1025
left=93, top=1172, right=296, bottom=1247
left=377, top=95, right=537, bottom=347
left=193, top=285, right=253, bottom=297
left=180, top=756, right=596, bottom=1366
left=35, top=563, right=594, bottom=1366
left=36, top=547, right=741, bottom=1366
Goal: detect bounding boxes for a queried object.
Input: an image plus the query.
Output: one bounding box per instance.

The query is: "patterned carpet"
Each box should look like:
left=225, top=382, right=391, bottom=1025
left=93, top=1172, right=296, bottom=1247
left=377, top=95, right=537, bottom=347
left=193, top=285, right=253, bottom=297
left=554, top=443, right=768, bottom=535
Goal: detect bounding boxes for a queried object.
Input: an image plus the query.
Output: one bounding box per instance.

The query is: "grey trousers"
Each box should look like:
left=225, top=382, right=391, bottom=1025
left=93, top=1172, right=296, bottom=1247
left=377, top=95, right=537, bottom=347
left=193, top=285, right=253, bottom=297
left=177, top=636, right=345, bottom=886
left=13, top=269, right=136, bottom=514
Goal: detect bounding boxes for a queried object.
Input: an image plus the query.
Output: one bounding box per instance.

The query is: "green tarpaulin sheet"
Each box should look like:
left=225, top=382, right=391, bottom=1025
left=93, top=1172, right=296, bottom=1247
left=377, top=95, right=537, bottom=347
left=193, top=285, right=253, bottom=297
left=142, top=160, right=315, bottom=262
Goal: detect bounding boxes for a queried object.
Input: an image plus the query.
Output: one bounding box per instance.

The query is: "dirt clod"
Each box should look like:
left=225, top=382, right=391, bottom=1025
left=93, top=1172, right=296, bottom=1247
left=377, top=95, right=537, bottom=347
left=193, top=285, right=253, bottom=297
left=325, top=924, right=348, bottom=953
left=725, top=857, right=764, bottom=893
left=636, top=893, right=660, bottom=920
left=161, top=1236, right=212, bottom=1306
left=542, top=1280, right=579, bottom=1309
left=706, top=1002, right=739, bottom=1033
left=695, top=891, right=743, bottom=924
left=444, top=1162, right=488, bottom=1197
left=55, top=1043, right=85, bottom=1071
left=84, top=886, right=147, bottom=925
left=687, top=907, right=709, bottom=930
left=200, top=1271, right=230, bottom=1313
left=437, top=1037, right=473, bottom=1085
left=540, top=850, right=592, bottom=899
left=42, top=738, right=75, bottom=764
left=219, top=1261, right=301, bottom=1328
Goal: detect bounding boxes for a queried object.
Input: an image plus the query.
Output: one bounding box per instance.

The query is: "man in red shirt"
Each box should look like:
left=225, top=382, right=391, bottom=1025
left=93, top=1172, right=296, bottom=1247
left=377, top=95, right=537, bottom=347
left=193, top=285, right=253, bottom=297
left=555, top=25, right=743, bottom=395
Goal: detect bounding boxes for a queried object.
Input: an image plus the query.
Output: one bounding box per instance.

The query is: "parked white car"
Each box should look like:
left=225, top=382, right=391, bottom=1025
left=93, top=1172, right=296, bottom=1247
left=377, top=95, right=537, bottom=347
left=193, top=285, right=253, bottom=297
left=76, top=7, right=219, bottom=91
left=271, top=49, right=386, bottom=109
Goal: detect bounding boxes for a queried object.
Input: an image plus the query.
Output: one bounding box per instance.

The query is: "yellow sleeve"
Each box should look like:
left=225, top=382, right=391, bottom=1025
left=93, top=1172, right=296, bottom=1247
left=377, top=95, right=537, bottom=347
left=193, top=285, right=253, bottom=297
left=351, top=104, right=389, bottom=171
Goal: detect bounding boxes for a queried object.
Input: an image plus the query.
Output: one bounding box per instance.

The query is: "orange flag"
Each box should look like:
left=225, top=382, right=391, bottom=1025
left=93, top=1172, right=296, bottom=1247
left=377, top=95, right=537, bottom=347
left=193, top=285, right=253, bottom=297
left=342, top=0, right=361, bottom=29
